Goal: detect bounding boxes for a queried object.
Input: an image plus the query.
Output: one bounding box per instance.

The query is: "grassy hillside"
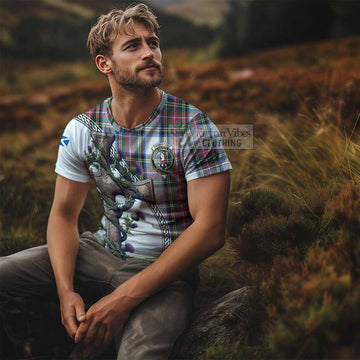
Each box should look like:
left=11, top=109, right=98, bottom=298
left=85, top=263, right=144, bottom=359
left=1, top=36, right=359, bottom=358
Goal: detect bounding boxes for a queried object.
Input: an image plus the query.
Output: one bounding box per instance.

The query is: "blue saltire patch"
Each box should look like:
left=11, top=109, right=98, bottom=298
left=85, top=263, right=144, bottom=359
left=60, top=136, right=70, bottom=147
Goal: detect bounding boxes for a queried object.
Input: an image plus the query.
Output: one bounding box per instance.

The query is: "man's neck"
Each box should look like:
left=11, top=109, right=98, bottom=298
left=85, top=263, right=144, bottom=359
left=110, top=86, right=162, bottom=129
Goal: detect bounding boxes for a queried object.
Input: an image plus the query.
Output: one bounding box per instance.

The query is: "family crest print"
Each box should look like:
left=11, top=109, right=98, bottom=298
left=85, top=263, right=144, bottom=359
left=75, top=114, right=172, bottom=259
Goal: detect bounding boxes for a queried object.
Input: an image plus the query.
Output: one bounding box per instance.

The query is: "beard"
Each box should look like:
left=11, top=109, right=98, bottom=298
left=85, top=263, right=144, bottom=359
left=112, top=61, right=163, bottom=90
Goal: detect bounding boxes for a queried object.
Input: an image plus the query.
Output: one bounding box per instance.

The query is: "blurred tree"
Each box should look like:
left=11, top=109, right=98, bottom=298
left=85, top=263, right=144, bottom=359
left=247, top=0, right=333, bottom=51
left=330, top=0, right=360, bottom=37
left=218, top=0, right=248, bottom=57
left=157, top=13, right=216, bottom=49
left=9, top=17, right=90, bottom=60
left=219, top=0, right=336, bottom=57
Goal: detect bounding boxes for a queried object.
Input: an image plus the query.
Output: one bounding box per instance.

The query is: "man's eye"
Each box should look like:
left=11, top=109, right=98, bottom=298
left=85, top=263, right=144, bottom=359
left=126, top=44, right=138, bottom=50
left=149, top=41, right=159, bottom=49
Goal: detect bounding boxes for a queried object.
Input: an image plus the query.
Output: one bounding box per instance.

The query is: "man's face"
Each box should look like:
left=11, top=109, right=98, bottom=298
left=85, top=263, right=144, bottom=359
left=109, top=22, right=163, bottom=90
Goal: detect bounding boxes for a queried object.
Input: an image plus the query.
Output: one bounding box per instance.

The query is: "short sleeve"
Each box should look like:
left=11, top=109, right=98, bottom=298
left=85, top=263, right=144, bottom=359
left=55, top=119, right=91, bottom=183
left=180, top=113, right=232, bottom=182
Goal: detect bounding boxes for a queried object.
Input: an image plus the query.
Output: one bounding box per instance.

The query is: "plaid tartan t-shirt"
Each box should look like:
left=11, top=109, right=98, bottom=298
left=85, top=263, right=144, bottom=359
left=55, top=89, right=232, bottom=260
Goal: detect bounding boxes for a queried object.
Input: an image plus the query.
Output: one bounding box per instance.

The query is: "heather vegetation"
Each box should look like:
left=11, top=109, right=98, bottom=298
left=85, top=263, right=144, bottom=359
left=1, top=24, right=359, bottom=360
left=193, top=38, right=360, bottom=358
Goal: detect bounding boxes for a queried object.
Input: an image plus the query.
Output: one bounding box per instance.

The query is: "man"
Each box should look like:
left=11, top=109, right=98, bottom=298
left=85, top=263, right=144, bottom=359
left=1, top=3, right=231, bottom=359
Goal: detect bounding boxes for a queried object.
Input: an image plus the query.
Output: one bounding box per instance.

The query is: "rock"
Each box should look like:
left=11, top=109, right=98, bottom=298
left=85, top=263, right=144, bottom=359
left=172, top=286, right=264, bottom=359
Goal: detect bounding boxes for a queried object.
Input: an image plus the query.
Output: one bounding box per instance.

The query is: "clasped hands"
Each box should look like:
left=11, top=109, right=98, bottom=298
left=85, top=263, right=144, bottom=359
left=60, top=289, right=139, bottom=355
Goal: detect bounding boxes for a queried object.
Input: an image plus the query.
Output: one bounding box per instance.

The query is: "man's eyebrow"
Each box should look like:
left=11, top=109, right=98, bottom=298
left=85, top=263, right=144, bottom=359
left=148, top=36, right=159, bottom=42
left=121, top=35, right=159, bottom=48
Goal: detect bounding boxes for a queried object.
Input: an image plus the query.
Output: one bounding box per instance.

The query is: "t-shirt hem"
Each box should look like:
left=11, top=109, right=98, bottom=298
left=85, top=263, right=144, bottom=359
left=55, top=168, right=90, bottom=183
left=185, top=162, right=232, bottom=182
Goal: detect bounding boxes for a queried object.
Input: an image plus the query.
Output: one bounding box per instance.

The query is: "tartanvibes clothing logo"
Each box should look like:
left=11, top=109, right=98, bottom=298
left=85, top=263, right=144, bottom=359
left=195, top=124, right=253, bottom=150
left=151, top=143, right=175, bottom=175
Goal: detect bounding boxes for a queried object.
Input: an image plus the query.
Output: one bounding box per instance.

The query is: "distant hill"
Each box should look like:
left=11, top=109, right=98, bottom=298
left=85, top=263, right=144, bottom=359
left=0, top=0, right=131, bottom=42
left=0, top=0, right=216, bottom=60
left=147, top=0, right=229, bottom=27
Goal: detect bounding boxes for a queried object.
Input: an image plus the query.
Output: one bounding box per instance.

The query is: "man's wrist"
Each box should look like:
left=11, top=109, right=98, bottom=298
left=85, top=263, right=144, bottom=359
left=57, top=285, right=75, bottom=301
left=114, top=284, right=147, bottom=308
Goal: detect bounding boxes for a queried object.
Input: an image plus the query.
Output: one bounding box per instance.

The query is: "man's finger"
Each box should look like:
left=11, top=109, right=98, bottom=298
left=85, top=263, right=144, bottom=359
left=74, top=320, right=90, bottom=343
left=93, top=323, right=107, bottom=348
left=82, top=322, right=98, bottom=345
left=75, top=302, right=86, bottom=322
left=104, top=327, right=115, bottom=345
left=62, top=312, right=78, bottom=339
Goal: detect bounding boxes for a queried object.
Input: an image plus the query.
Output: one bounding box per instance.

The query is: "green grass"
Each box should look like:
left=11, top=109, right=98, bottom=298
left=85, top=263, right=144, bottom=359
left=0, top=59, right=102, bottom=96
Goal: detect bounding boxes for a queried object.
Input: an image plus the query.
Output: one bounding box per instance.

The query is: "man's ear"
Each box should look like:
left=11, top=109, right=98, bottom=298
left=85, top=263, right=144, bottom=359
left=95, top=55, right=112, bottom=75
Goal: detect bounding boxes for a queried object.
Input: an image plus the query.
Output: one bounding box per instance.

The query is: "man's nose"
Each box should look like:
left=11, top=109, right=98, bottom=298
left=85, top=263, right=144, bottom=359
left=141, top=42, right=154, bottom=60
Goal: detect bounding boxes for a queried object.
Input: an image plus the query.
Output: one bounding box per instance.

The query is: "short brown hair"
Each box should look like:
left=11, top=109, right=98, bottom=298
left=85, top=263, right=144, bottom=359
left=87, top=3, right=159, bottom=58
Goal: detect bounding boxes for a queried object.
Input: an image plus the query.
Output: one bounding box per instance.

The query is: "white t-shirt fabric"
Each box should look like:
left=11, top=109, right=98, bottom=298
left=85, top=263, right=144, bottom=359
left=55, top=90, right=232, bottom=260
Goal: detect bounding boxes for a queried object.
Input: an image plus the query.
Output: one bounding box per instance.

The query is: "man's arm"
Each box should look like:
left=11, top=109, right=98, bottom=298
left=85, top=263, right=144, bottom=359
left=75, top=170, right=231, bottom=347
left=47, top=174, right=89, bottom=339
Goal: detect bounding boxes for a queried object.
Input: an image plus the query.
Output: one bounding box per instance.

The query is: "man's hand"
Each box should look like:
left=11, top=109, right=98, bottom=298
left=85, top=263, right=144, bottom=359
left=59, top=291, right=86, bottom=340
left=74, top=290, right=137, bottom=350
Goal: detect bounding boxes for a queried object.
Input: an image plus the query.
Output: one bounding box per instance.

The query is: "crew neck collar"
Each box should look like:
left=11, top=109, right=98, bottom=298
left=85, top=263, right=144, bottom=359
left=105, top=89, right=166, bottom=131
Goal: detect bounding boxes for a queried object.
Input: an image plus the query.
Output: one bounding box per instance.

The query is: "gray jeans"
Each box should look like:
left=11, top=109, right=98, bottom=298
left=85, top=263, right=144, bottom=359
left=0, top=232, right=198, bottom=359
